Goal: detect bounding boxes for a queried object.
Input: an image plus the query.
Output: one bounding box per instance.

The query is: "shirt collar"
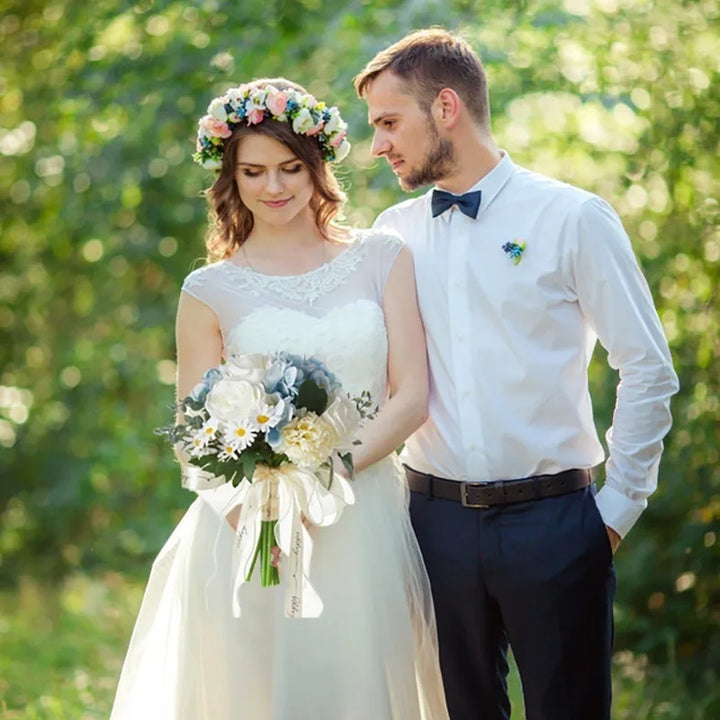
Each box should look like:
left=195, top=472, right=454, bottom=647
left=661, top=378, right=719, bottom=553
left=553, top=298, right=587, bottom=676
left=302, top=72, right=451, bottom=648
left=431, top=150, right=516, bottom=222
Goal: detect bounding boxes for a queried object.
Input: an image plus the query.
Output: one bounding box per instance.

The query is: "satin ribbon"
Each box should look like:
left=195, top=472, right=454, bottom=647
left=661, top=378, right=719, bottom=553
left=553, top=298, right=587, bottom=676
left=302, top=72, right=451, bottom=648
left=183, top=461, right=355, bottom=618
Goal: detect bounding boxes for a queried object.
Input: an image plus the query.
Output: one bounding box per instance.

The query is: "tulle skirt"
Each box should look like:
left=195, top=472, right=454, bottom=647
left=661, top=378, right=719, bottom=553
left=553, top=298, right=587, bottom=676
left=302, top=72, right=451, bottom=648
left=110, top=455, right=449, bottom=720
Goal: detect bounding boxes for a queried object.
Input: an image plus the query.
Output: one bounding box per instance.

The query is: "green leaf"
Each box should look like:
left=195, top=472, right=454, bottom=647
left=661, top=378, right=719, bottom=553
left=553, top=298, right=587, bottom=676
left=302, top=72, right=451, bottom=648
left=339, top=452, right=354, bottom=480
left=295, top=378, right=328, bottom=415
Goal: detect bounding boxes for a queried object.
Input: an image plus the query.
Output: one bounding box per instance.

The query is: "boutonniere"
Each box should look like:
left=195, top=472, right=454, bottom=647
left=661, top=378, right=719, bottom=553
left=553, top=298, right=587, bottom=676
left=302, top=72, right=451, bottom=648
left=502, top=240, right=526, bottom=265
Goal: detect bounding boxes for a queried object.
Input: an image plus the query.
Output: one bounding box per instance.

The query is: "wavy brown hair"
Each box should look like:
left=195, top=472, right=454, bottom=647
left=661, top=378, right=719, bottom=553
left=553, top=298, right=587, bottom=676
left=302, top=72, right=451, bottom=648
left=203, top=78, right=347, bottom=262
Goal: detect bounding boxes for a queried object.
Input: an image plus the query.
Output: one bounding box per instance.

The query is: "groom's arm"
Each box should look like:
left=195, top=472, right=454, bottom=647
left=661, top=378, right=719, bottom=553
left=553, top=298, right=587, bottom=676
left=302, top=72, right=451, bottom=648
left=567, top=197, right=679, bottom=539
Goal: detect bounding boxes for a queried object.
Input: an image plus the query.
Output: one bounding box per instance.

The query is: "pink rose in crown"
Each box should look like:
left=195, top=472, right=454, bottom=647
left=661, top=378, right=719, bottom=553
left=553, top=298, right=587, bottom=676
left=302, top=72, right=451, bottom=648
left=247, top=108, right=265, bottom=125
left=307, top=118, right=325, bottom=136
left=330, top=130, right=346, bottom=148
left=266, top=89, right=288, bottom=116
left=204, top=117, right=232, bottom=138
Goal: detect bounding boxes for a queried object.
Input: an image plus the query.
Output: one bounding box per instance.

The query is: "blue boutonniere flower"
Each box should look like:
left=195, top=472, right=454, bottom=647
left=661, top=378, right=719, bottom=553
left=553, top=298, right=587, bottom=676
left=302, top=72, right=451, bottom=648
left=502, top=240, right=526, bottom=265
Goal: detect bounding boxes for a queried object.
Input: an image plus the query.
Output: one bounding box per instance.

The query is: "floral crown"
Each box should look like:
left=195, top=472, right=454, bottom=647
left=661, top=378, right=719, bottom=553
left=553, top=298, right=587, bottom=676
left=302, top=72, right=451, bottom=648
left=193, top=84, right=351, bottom=170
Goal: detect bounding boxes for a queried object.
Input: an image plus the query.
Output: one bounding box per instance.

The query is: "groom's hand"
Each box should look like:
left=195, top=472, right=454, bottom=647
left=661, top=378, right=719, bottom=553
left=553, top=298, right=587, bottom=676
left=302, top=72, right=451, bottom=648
left=606, top=526, right=622, bottom=555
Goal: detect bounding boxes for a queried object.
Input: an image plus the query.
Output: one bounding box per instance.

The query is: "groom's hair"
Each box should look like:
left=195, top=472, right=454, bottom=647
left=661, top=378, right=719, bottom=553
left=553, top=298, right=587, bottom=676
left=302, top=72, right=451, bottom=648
left=354, top=28, right=490, bottom=130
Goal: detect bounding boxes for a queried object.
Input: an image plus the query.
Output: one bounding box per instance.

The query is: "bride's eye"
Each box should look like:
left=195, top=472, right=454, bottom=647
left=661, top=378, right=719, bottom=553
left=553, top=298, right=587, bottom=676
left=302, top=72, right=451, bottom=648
left=242, top=169, right=263, bottom=177
left=283, top=164, right=303, bottom=174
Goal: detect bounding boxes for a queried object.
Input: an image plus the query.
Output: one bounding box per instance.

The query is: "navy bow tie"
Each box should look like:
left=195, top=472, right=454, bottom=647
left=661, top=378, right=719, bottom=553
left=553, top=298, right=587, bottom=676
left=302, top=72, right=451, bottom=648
left=431, top=189, right=482, bottom=219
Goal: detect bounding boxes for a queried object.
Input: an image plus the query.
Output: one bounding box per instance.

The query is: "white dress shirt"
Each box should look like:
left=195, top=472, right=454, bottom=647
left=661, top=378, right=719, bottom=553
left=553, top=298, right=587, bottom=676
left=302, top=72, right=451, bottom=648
left=374, top=152, right=678, bottom=537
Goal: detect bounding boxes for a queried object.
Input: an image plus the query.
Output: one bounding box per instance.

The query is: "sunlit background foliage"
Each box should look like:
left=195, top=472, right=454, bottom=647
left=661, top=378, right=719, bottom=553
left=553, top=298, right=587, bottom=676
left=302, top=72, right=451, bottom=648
left=1, top=0, right=718, bottom=717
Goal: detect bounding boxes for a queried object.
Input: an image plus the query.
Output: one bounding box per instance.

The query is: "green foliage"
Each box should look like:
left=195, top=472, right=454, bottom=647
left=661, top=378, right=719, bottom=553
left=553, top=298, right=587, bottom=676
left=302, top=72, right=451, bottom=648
left=1, top=0, right=718, bottom=714
left=295, top=377, right=329, bottom=415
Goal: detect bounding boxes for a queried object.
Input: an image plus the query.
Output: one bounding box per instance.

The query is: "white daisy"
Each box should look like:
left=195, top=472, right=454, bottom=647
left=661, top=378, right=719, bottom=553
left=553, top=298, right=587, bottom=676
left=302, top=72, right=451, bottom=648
left=224, top=420, right=257, bottom=451
left=252, top=400, right=286, bottom=432
left=218, top=444, right=241, bottom=461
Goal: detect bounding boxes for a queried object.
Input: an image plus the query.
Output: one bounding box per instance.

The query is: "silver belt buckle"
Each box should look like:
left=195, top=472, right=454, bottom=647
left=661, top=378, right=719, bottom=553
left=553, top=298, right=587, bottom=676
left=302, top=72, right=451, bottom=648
left=461, top=482, right=489, bottom=508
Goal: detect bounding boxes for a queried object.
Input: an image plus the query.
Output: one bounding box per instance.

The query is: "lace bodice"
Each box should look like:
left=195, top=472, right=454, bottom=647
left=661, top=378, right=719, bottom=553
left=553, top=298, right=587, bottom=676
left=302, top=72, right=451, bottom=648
left=181, top=229, right=403, bottom=403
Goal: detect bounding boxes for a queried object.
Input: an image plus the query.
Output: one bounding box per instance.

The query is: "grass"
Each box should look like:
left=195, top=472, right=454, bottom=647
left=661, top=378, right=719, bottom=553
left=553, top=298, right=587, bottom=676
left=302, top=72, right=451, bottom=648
left=0, top=573, right=715, bottom=719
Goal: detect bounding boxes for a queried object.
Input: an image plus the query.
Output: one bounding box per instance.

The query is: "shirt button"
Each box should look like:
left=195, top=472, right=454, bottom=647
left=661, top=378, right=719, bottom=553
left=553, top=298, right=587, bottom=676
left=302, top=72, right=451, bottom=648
left=468, top=444, right=479, bottom=452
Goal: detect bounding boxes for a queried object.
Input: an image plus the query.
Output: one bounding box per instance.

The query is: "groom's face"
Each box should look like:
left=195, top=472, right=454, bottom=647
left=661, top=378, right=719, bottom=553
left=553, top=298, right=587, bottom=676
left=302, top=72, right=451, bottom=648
left=365, top=71, right=455, bottom=191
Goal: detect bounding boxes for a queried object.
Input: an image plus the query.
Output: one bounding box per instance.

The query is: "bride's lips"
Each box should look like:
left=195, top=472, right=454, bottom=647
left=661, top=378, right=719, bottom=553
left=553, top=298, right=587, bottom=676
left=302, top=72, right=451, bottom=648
left=262, top=198, right=292, bottom=208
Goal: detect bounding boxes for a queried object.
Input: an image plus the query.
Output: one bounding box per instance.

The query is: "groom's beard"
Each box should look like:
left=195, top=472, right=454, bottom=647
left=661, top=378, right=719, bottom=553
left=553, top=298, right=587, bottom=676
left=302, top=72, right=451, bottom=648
left=401, top=121, right=457, bottom=191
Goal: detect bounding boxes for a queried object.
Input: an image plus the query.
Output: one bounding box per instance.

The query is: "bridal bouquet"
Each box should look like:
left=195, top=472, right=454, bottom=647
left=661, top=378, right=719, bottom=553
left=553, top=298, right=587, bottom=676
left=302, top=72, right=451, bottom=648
left=159, top=352, right=375, bottom=618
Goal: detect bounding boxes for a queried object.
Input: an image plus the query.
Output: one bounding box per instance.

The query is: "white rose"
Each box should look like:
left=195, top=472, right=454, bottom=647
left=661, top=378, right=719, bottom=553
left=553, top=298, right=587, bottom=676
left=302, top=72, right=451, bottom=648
left=334, top=138, right=351, bottom=161
left=292, top=107, right=315, bottom=134
left=224, top=353, right=268, bottom=384
left=322, top=395, right=362, bottom=452
left=208, top=97, right=228, bottom=122
left=201, top=157, right=222, bottom=170
left=324, top=110, right=341, bottom=135
left=206, top=378, right=265, bottom=423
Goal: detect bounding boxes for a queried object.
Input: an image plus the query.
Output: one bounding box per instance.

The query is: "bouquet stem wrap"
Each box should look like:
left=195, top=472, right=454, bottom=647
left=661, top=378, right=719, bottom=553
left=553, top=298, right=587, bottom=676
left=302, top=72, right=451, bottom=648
left=183, top=462, right=354, bottom=618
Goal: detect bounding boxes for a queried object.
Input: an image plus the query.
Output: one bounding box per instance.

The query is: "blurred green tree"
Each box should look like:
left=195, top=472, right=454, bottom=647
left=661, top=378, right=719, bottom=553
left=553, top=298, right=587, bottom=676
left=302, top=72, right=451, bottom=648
left=1, top=0, right=717, bottom=712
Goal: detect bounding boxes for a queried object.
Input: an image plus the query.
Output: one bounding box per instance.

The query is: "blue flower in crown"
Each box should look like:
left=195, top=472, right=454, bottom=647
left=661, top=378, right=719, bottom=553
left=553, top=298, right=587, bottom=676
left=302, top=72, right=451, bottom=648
left=502, top=240, right=527, bottom=265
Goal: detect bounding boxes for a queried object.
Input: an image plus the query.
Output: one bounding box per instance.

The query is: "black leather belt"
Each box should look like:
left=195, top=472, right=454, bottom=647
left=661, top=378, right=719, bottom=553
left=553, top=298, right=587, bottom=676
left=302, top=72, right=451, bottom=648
left=405, top=466, right=592, bottom=508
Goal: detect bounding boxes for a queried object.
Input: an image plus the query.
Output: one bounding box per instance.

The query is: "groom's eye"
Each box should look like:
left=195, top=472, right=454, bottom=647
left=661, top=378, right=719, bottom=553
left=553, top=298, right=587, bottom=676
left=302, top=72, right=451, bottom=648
left=384, top=119, right=395, bottom=129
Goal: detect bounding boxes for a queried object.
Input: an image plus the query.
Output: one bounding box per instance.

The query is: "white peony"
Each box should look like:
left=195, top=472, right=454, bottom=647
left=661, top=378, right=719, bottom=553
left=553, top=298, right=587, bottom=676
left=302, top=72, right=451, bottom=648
left=206, top=378, right=265, bottom=423
left=278, top=412, right=337, bottom=471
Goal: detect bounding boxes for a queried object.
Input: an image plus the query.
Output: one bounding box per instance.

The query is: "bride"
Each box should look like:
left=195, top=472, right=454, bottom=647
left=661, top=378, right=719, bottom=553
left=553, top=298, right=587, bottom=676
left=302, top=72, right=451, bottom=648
left=110, top=78, right=449, bottom=719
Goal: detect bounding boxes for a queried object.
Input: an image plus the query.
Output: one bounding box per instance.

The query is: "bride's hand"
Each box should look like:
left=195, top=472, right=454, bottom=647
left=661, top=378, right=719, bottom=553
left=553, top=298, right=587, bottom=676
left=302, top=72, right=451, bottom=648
left=270, top=514, right=312, bottom=567
left=226, top=504, right=241, bottom=532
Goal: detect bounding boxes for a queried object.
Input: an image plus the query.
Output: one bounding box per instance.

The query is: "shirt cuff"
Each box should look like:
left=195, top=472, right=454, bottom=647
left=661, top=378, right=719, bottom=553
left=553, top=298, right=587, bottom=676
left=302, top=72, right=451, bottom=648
left=594, top=482, right=647, bottom=539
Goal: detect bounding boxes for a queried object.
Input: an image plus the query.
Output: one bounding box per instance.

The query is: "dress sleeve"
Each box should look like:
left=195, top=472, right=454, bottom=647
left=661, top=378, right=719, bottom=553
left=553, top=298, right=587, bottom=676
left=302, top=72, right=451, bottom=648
left=363, top=229, right=405, bottom=299
left=180, top=264, right=222, bottom=314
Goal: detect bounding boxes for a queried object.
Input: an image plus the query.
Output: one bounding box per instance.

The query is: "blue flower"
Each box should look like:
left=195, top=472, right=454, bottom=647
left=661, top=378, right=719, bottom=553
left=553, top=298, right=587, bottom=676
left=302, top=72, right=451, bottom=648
left=263, top=352, right=340, bottom=399
left=190, top=367, right=222, bottom=402
left=502, top=240, right=527, bottom=266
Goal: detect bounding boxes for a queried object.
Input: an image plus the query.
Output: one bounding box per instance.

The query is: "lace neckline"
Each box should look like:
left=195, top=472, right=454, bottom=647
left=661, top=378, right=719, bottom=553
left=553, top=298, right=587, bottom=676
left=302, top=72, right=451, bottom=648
left=212, top=231, right=370, bottom=304
left=220, top=232, right=361, bottom=280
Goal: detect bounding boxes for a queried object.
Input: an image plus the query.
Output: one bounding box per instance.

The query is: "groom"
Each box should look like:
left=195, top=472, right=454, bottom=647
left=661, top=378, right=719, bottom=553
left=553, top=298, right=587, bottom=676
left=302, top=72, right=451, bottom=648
left=356, top=29, right=678, bottom=720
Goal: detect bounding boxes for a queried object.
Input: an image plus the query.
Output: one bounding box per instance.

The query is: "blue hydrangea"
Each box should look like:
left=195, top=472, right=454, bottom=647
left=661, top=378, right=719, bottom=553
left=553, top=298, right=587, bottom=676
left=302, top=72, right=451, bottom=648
left=263, top=352, right=340, bottom=399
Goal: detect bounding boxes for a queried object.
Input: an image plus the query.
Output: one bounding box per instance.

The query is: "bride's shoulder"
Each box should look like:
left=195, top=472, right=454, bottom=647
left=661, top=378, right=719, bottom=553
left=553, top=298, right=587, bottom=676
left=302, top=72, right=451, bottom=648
left=181, top=259, right=227, bottom=295
left=348, top=227, right=405, bottom=254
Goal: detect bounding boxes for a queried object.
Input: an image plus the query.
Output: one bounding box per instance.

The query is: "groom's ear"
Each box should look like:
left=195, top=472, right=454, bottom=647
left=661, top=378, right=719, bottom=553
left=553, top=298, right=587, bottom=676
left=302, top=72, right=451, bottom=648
left=433, top=88, right=461, bottom=129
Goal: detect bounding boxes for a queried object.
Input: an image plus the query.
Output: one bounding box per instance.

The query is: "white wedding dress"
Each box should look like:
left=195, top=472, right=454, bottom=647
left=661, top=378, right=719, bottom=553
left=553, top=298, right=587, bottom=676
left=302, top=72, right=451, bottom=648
left=110, top=229, right=449, bottom=720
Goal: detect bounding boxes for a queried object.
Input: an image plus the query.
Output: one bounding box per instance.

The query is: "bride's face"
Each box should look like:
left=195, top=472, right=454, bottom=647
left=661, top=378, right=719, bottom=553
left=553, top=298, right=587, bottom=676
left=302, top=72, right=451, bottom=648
left=234, top=134, right=315, bottom=227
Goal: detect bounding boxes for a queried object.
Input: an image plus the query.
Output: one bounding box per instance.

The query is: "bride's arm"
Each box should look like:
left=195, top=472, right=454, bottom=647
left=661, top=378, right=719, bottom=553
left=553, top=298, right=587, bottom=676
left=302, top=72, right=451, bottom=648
left=175, top=291, right=242, bottom=526
left=175, top=290, right=223, bottom=403
left=350, top=246, right=429, bottom=473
